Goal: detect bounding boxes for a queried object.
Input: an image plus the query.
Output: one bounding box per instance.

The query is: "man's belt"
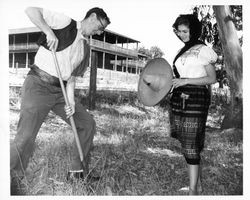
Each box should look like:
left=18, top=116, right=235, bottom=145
left=28, top=65, right=67, bottom=88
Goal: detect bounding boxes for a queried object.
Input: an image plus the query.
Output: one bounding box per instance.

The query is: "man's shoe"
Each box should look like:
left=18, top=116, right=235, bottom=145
left=86, top=174, right=101, bottom=182
left=66, top=171, right=100, bottom=183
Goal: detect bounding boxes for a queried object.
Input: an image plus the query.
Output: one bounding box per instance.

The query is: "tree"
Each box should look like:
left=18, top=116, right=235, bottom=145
left=138, top=45, right=164, bottom=59
left=213, top=5, right=242, bottom=129
left=193, top=5, right=242, bottom=87
left=149, top=46, right=164, bottom=59
left=192, top=5, right=243, bottom=129
left=138, top=46, right=151, bottom=59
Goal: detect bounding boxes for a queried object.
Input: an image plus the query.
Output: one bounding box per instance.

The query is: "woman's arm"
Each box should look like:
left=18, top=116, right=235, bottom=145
left=172, top=63, right=217, bottom=88
left=25, top=7, right=58, bottom=50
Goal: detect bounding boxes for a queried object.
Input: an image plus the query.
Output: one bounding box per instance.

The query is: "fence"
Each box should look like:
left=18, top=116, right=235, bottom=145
left=9, top=65, right=139, bottom=91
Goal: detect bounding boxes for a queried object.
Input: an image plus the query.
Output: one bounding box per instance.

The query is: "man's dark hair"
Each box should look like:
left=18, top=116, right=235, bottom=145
left=172, top=14, right=202, bottom=41
left=84, top=7, right=111, bottom=25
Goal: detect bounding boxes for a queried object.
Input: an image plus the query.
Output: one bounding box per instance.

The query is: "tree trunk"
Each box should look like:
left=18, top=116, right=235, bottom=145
left=213, top=6, right=243, bottom=129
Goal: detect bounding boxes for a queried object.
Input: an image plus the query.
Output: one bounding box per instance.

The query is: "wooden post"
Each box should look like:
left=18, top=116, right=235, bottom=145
left=136, top=42, right=139, bottom=74
left=126, top=57, right=128, bottom=81
left=88, top=50, right=97, bottom=110
left=12, top=35, right=15, bottom=69
left=26, top=33, right=29, bottom=68
left=12, top=53, right=15, bottom=69
left=26, top=53, right=28, bottom=68
left=15, top=62, right=18, bottom=74
left=102, top=52, right=105, bottom=69
left=103, top=33, right=106, bottom=69
left=115, top=54, right=117, bottom=71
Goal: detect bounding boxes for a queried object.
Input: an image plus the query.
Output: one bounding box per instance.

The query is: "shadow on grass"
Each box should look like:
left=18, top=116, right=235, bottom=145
left=9, top=101, right=243, bottom=195
left=94, top=103, right=150, bottom=120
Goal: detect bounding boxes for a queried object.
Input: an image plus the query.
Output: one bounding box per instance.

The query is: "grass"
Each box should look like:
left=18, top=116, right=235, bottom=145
left=9, top=91, right=243, bottom=195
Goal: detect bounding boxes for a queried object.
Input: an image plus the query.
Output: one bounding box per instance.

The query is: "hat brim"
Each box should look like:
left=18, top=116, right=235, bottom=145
left=138, top=58, right=173, bottom=106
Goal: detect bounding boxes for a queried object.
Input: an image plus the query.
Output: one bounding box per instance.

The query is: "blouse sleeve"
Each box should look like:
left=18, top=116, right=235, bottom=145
left=198, top=45, right=218, bottom=65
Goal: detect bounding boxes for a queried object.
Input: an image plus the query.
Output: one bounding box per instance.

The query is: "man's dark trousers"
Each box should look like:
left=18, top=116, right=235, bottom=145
left=10, top=74, right=96, bottom=178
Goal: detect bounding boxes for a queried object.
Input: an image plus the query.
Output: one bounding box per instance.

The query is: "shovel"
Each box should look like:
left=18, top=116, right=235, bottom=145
left=51, top=50, right=87, bottom=171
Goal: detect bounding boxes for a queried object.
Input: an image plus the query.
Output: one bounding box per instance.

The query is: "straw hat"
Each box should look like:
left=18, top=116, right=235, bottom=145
left=138, top=58, right=173, bottom=106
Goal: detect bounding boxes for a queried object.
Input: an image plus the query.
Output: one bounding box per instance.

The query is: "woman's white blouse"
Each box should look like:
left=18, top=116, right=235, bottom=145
left=175, top=44, right=218, bottom=78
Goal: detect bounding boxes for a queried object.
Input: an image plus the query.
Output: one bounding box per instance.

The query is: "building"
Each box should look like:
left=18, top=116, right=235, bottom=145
left=9, top=27, right=148, bottom=91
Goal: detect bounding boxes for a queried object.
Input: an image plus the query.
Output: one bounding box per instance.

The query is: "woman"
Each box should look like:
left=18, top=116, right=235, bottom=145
left=170, top=14, right=217, bottom=195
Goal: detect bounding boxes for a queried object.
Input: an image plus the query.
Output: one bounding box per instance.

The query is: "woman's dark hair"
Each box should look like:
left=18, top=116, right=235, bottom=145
left=172, top=14, right=202, bottom=41
left=172, top=14, right=205, bottom=77
left=84, top=7, right=111, bottom=25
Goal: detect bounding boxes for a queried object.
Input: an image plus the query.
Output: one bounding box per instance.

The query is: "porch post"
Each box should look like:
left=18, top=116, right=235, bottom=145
left=26, top=33, right=29, bottom=68
left=12, top=35, right=15, bottom=68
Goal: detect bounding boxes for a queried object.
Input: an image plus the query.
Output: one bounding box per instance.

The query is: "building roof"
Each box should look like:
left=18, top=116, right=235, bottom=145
left=8, top=27, right=140, bottom=44
left=9, top=27, right=40, bottom=34
left=104, top=29, right=140, bottom=43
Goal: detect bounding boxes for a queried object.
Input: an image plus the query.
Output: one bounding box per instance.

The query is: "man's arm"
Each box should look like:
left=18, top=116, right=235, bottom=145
left=64, top=76, right=76, bottom=118
left=25, top=7, right=58, bottom=50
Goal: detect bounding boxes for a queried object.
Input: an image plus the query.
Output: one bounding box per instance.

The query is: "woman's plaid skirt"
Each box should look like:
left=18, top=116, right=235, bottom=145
left=170, top=84, right=210, bottom=165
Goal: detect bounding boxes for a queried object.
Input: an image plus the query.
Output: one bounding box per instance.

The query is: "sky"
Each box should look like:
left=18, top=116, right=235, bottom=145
left=1, top=0, right=245, bottom=61
left=0, top=0, right=197, bottom=62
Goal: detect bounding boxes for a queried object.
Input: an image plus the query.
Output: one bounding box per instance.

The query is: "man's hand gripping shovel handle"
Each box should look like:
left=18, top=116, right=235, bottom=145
left=51, top=50, right=87, bottom=171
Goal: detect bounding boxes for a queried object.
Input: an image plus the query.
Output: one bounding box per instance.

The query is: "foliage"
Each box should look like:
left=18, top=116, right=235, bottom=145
left=138, top=46, right=151, bottom=59
left=149, top=46, right=164, bottom=58
left=230, top=5, right=243, bottom=31
left=138, top=45, right=164, bottom=59
left=192, top=5, right=242, bottom=89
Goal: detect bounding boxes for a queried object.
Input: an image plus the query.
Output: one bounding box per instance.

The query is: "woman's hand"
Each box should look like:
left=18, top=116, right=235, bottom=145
left=172, top=78, right=188, bottom=88
left=64, top=102, right=75, bottom=119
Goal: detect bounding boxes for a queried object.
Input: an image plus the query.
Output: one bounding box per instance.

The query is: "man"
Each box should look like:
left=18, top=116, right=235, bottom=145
left=10, top=7, right=110, bottom=195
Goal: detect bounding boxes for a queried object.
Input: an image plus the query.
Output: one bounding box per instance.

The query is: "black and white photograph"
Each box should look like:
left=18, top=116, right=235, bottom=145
left=0, top=0, right=246, bottom=198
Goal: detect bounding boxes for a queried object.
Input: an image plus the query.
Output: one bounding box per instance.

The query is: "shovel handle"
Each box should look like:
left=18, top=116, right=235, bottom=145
left=51, top=50, right=85, bottom=168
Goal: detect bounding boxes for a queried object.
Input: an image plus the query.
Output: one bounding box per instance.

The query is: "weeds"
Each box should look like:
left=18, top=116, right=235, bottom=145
left=9, top=87, right=242, bottom=195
